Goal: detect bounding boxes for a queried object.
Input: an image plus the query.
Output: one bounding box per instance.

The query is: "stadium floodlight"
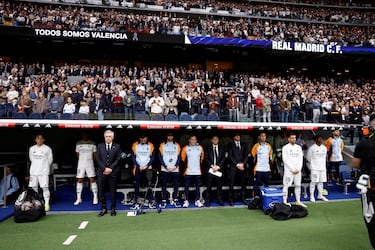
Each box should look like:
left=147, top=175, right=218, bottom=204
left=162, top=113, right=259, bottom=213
left=267, top=127, right=273, bottom=131
left=34, top=124, right=41, bottom=128
left=196, top=125, right=202, bottom=130
left=116, top=125, right=123, bottom=129
left=127, top=125, right=133, bottom=129
left=339, top=126, right=343, bottom=130
left=276, top=127, right=281, bottom=130
left=23, top=123, right=29, bottom=128
left=206, top=125, right=212, bottom=130
left=259, top=126, right=264, bottom=130
left=331, top=127, right=335, bottom=130
left=186, top=125, right=192, bottom=130
left=323, top=127, right=328, bottom=130
left=106, top=124, right=112, bottom=129
left=45, top=124, right=51, bottom=128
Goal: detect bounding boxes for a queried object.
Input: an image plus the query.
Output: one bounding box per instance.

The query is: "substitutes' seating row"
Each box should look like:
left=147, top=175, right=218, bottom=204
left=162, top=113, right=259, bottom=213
left=10, top=112, right=89, bottom=120
left=134, top=113, right=220, bottom=121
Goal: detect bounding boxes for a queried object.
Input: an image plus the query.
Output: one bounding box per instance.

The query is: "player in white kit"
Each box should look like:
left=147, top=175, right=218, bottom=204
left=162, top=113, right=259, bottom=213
left=29, top=134, right=53, bottom=211
left=282, top=132, right=307, bottom=208
left=74, top=132, right=98, bottom=205
left=306, top=134, right=329, bottom=202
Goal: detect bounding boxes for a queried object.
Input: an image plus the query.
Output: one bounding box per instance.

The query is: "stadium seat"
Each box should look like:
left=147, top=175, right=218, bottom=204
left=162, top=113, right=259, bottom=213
left=151, top=114, right=164, bottom=121
left=193, top=114, right=206, bottom=121
left=134, top=113, right=150, bottom=121
left=44, top=113, right=59, bottom=120
left=165, top=114, right=179, bottom=121
left=179, top=113, right=192, bottom=121
left=60, top=113, right=73, bottom=120
left=12, top=112, right=27, bottom=119
left=75, top=113, right=89, bottom=120
left=339, top=164, right=360, bottom=195
left=28, top=112, right=43, bottom=119
left=207, top=113, right=220, bottom=121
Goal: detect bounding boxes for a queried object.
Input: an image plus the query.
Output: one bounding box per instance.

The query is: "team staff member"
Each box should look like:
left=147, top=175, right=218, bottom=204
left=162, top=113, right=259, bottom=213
left=282, top=132, right=307, bottom=208
left=306, top=134, right=328, bottom=202
left=74, top=132, right=98, bottom=206
left=326, top=128, right=344, bottom=184
left=96, top=130, right=121, bottom=216
left=227, top=133, right=248, bottom=206
left=181, top=135, right=204, bottom=208
left=251, top=132, right=273, bottom=198
left=159, top=132, right=181, bottom=208
left=204, top=135, right=225, bottom=207
left=131, top=134, right=155, bottom=209
left=29, top=134, right=53, bottom=212
left=352, top=119, right=375, bottom=248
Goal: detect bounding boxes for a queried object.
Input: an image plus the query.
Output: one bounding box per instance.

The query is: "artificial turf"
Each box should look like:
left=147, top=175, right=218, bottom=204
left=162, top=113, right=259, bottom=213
left=1, top=200, right=370, bottom=250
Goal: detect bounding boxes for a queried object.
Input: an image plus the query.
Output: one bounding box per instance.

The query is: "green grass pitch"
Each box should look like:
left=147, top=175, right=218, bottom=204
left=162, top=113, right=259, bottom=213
left=1, top=200, right=370, bottom=250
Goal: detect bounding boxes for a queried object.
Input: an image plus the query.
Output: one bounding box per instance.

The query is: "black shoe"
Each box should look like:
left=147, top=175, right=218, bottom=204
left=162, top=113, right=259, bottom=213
left=218, top=199, right=224, bottom=206
left=229, top=200, right=234, bottom=206
left=111, top=209, right=117, bottom=216
left=98, top=209, right=107, bottom=217
left=206, top=200, right=211, bottom=207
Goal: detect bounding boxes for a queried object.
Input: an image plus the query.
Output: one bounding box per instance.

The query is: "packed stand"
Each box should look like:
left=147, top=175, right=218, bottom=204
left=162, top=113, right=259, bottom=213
left=0, top=60, right=374, bottom=126
left=0, top=1, right=374, bottom=46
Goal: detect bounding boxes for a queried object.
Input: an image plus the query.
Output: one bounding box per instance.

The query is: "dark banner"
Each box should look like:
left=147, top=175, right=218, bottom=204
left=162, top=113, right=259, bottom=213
left=186, top=36, right=375, bottom=55
left=1, top=26, right=374, bottom=54
left=0, top=26, right=185, bottom=44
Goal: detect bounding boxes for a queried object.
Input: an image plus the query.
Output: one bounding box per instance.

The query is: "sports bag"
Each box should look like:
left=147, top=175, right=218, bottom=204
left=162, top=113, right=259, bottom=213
left=14, top=188, right=46, bottom=223
left=270, top=203, right=308, bottom=220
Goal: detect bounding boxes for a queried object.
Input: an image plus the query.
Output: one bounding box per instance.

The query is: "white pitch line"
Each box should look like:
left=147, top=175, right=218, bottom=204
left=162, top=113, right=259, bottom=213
left=78, top=221, right=89, bottom=230
left=63, top=235, right=77, bottom=245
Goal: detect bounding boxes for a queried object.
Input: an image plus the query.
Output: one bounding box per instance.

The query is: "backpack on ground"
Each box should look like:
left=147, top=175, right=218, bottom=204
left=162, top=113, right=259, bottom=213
left=270, top=203, right=308, bottom=220
left=248, top=196, right=262, bottom=209
left=14, top=188, right=46, bottom=223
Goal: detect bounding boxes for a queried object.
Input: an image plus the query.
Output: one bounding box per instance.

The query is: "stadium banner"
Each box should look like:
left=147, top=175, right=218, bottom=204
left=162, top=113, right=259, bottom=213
left=0, top=26, right=185, bottom=44
left=186, top=36, right=375, bottom=55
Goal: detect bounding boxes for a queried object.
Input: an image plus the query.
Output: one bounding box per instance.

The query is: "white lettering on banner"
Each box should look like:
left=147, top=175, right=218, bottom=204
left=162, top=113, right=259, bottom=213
left=294, top=43, right=325, bottom=53
left=35, top=28, right=61, bottom=37
left=272, top=41, right=292, bottom=51
left=272, top=41, right=342, bottom=54
left=34, top=29, right=128, bottom=40
left=62, top=30, right=90, bottom=38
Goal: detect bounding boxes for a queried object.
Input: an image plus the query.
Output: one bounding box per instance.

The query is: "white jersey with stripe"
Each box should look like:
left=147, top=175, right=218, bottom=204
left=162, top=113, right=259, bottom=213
left=29, top=144, right=53, bottom=176
left=76, top=140, right=96, bottom=168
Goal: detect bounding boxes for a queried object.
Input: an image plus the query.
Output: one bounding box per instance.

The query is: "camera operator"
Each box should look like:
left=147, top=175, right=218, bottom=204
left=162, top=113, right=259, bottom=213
left=352, top=118, right=375, bottom=248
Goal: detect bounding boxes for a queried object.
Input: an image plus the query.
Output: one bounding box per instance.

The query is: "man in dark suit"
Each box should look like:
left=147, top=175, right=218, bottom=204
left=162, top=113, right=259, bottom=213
left=205, top=135, right=226, bottom=207
left=227, top=132, right=248, bottom=206
left=96, top=130, right=121, bottom=216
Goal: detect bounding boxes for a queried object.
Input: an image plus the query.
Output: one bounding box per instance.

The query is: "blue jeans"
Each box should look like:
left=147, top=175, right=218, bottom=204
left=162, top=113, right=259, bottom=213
left=281, top=111, right=289, bottom=123
left=125, top=106, right=134, bottom=119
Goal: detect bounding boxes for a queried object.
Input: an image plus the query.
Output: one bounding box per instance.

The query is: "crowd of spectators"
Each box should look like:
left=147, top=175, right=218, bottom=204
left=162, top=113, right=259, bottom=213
left=0, top=60, right=374, bottom=126
left=0, top=1, right=374, bottom=46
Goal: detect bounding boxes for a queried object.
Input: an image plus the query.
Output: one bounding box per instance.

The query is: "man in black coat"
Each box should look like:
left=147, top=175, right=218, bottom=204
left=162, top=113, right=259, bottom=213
left=205, top=135, right=226, bottom=207
left=96, top=130, right=121, bottom=216
left=227, top=133, right=249, bottom=206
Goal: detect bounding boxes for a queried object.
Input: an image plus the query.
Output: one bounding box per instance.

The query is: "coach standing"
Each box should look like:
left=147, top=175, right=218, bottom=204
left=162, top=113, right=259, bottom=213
left=97, top=130, right=121, bottom=216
